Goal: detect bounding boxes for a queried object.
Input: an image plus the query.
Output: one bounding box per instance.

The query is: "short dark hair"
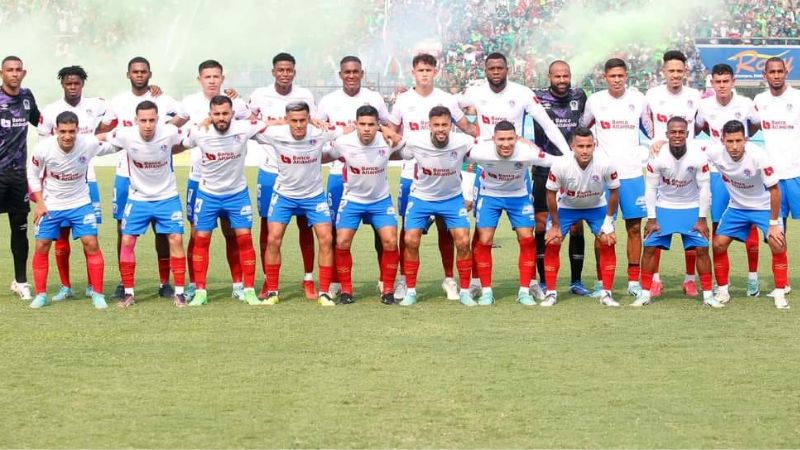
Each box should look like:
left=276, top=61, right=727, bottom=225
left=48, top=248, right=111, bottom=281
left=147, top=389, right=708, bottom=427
left=412, top=53, right=437, bottom=68
left=209, top=95, right=232, bottom=108
left=662, top=50, right=687, bottom=65
left=710, top=63, right=734, bottom=77
left=486, top=52, right=508, bottom=66
left=273, top=52, right=296, bottom=67
left=722, top=120, right=746, bottom=136
left=57, top=65, right=88, bottom=82
left=285, top=101, right=310, bottom=114
left=355, top=105, right=379, bottom=120
left=1, top=55, right=22, bottom=66
left=428, top=106, right=451, bottom=120
left=127, top=56, right=150, bottom=71
left=135, top=100, right=159, bottom=114
left=494, top=120, right=515, bottom=133
left=548, top=60, right=569, bottom=74
left=604, top=58, right=627, bottom=72
left=667, top=116, right=688, bottom=128
left=198, top=59, right=223, bottom=74
left=340, top=56, right=362, bottom=67
left=764, top=56, right=785, bottom=70
left=55, top=111, right=79, bottom=126
left=571, top=126, right=594, bottom=141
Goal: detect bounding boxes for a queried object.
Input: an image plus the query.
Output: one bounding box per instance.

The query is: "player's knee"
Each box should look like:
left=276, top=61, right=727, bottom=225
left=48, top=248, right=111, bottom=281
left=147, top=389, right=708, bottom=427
left=267, top=233, right=283, bottom=249
left=35, top=240, right=51, bottom=253
left=83, top=238, right=100, bottom=253
left=381, top=236, right=398, bottom=250
left=626, top=222, right=641, bottom=237
left=453, top=234, right=470, bottom=252
left=712, top=239, right=728, bottom=254
left=404, top=232, right=421, bottom=249
left=168, top=233, right=183, bottom=247
left=769, top=239, right=786, bottom=254
left=335, top=237, right=352, bottom=251
left=316, top=231, right=333, bottom=250
left=9, top=212, right=27, bottom=234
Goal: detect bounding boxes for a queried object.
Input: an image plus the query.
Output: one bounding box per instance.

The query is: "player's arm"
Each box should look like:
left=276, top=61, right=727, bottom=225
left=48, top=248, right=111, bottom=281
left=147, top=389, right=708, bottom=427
left=454, top=116, right=477, bottom=137
left=644, top=161, right=660, bottom=237
left=526, top=100, right=570, bottom=154
left=694, top=163, right=711, bottom=239
left=599, top=187, right=619, bottom=246
left=26, top=146, right=47, bottom=223
left=579, top=96, right=595, bottom=128
left=26, top=92, right=41, bottom=127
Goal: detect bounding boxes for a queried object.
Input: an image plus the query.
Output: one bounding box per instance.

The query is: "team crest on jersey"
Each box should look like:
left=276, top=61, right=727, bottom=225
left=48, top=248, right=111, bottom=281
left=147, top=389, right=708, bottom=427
left=78, top=156, right=87, bottom=164
left=160, top=144, right=168, bottom=152
left=570, top=100, right=579, bottom=111
left=449, top=150, right=458, bottom=160
left=734, top=112, right=742, bottom=119
left=509, top=100, right=516, bottom=108
left=514, top=162, right=523, bottom=169
left=234, top=134, right=243, bottom=143
left=744, top=168, right=752, bottom=177
left=378, top=149, right=386, bottom=157
left=85, top=108, right=93, bottom=115
left=591, top=174, right=600, bottom=183
left=628, top=104, right=635, bottom=111
left=787, top=103, right=794, bottom=111
left=687, top=166, right=695, bottom=173
left=23, top=99, right=30, bottom=110
left=687, top=100, right=694, bottom=109
left=309, top=139, right=317, bottom=145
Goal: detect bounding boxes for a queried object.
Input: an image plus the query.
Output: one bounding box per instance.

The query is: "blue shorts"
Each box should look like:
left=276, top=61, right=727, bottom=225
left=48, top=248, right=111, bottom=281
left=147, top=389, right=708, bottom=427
left=557, top=206, right=606, bottom=236
left=186, top=179, right=200, bottom=224
left=112, top=175, right=130, bottom=220
left=336, top=196, right=397, bottom=230
left=194, top=188, right=253, bottom=232
left=122, top=196, right=184, bottom=236
left=476, top=195, right=535, bottom=229
left=609, top=176, right=646, bottom=220
left=36, top=203, right=97, bottom=241
left=644, top=207, right=708, bottom=250
left=268, top=192, right=331, bottom=226
left=398, top=177, right=413, bottom=218
left=327, top=174, right=344, bottom=224
left=780, top=177, right=800, bottom=219
left=405, top=194, right=469, bottom=230
left=716, top=208, right=771, bottom=243
left=257, top=169, right=277, bottom=218
left=710, top=172, right=730, bottom=223
left=88, top=181, right=102, bottom=224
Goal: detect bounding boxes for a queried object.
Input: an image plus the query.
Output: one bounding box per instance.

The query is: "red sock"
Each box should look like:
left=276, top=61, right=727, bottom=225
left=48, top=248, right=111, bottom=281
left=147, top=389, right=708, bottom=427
left=475, top=241, right=493, bottom=288
left=380, top=249, right=399, bottom=295
left=86, top=250, right=104, bottom=294
left=641, top=271, right=654, bottom=291
left=186, top=234, right=196, bottom=284
left=259, top=219, right=269, bottom=275
left=399, top=228, right=406, bottom=276
left=119, top=239, right=136, bottom=290
left=773, top=251, right=788, bottom=289
left=438, top=226, right=454, bottom=278
left=318, top=265, right=333, bottom=294
left=171, top=256, right=186, bottom=289
left=32, top=251, right=49, bottom=294
left=746, top=226, right=759, bottom=273
left=54, top=228, right=71, bottom=287
left=543, top=243, right=560, bottom=291
left=404, top=259, right=420, bottom=288
left=265, top=263, right=281, bottom=293
left=627, top=263, right=640, bottom=283
left=699, top=271, right=713, bottom=292
left=456, top=257, right=471, bottom=290
left=518, top=236, right=536, bottom=288
left=713, top=250, right=730, bottom=286
left=236, top=233, right=257, bottom=289
left=224, top=232, right=242, bottom=283
left=298, top=221, right=315, bottom=274
left=684, top=249, right=696, bottom=276
left=193, top=234, right=211, bottom=290
left=599, top=244, right=616, bottom=291
left=335, top=248, right=353, bottom=294
left=471, top=232, right=480, bottom=280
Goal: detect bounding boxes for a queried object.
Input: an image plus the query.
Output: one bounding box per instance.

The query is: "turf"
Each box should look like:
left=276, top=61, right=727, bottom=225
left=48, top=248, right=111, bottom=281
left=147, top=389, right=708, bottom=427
left=0, top=167, right=799, bottom=448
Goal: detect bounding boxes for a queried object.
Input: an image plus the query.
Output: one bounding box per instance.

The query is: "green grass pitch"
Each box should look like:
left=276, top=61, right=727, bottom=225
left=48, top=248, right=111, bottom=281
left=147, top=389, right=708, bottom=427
left=0, top=167, right=799, bottom=448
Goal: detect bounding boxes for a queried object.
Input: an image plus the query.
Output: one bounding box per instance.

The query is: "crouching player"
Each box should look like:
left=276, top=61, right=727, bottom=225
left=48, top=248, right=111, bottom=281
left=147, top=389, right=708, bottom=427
left=544, top=127, right=620, bottom=307
left=708, top=120, right=789, bottom=309
left=27, top=111, right=118, bottom=309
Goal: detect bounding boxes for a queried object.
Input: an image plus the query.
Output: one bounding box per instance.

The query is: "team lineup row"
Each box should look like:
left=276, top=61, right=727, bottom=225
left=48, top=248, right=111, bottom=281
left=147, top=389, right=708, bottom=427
left=0, top=49, right=796, bottom=310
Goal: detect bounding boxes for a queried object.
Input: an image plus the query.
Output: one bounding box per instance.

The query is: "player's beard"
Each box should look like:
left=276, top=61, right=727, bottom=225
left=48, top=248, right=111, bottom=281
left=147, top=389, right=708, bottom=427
left=213, top=120, right=231, bottom=133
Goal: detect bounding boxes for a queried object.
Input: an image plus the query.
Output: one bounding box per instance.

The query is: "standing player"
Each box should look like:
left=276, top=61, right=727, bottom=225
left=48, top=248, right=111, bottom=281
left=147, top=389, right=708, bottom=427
left=534, top=60, right=590, bottom=296
left=544, top=127, right=620, bottom=307
left=398, top=106, right=475, bottom=306
left=388, top=53, right=477, bottom=301
left=705, top=121, right=788, bottom=309
left=695, top=63, right=759, bottom=296
left=99, top=56, right=187, bottom=300
left=106, top=101, right=188, bottom=308
left=581, top=58, right=647, bottom=297
left=27, top=112, right=115, bottom=309
left=749, top=56, right=800, bottom=297
left=248, top=52, right=318, bottom=300
left=643, top=50, right=702, bottom=297
left=633, top=117, right=721, bottom=308
left=181, top=59, right=253, bottom=301
left=180, top=96, right=263, bottom=306
left=327, top=106, right=399, bottom=305
left=0, top=55, right=40, bottom=301
left=37, top=65, right=107, bottom=301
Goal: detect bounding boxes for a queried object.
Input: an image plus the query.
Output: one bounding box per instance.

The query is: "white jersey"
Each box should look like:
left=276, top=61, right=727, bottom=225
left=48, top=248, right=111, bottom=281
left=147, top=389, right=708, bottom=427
left=182, top=91, right=251, bottom=182
left=259, top=125, right=340, bottom=199
left=37, top=96, right=108, bottom=182
left=316, top=87, right=389, bottom=176
left=467, top=140, right=559, bottom=198
left=400, top=131, right=474, bottom=201
left=705, top=142, right=779, bottom=211
left=388, top=87, right=464, bottom=179
left=750, top=86, right=800, bottom=180
left=182, top=119, right=267, bottom=196
left=695, top=94, right=753, bottom=173
left=644, top=84, right=701, bottom=141
left=581, top=89, right=647, bottom=179
left=103, top=90, right=187, bottom=178
left=327, top=132, right=395, bottom=203
left=27, top=135, right=115, bottom=210
left=546, top=154, right=620, bottom=209
left=248, top=84, right=316, bottom=173
left=108, top=124, right=183, bottom=201
left=646, top=142, right=710, bottom=210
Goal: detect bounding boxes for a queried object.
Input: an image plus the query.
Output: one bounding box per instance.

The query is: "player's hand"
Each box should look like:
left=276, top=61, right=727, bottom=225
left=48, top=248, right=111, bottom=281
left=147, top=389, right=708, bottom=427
left=768, top=224, right=785, bottom=248
left=693, top=218, right=710, bottom=240
left=382, top=127, right=401, bottom=147
left=649, top=140, right=667, bottom=157
left=644, top=218, right=660, bottom=238
left=148, top=85, right=163, bottom=97
left=545, top=227, right=562, bottom=246
left=394, top=86, right=408, bottom=96
left=599, top=231, right=617, bottom=246
left=464, top=200, right=473, bottom=212
left=33, top=203, right=48, bottom=225
left=310, top=119, right=330, bottom=131
left=223, top=88, right=239, bottom=99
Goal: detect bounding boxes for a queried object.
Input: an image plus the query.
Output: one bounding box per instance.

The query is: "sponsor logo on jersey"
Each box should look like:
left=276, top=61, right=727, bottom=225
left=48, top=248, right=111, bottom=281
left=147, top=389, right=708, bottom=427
left=0, top=118, right=10, bottom=128
left=600, top=121, right=611, bottom=129
left=240, top=205, right=252, bottom=216
left=656, top=114, right=669, bottom=123
left=280, top=154, right=292, bottom=164
left=171, top=211, right=183, bottom=221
